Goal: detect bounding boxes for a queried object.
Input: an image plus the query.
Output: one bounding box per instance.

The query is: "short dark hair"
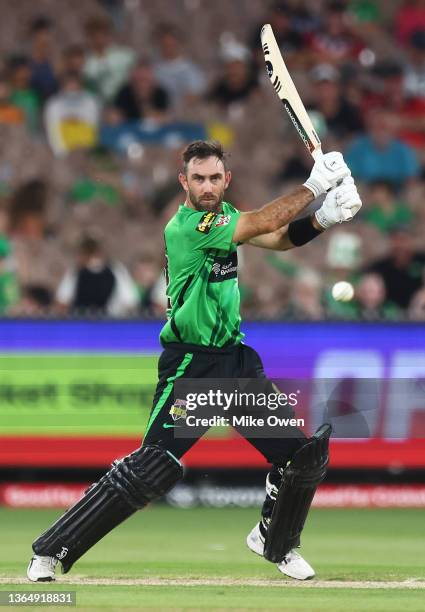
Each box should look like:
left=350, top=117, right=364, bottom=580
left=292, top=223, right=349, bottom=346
left=369, top=180, right=396, bottom=194
left=327, top=0, right=347, bottom=13
left=85, top=16, right=111, bottom=34
left=156, top=23, right=181, bottom=40
left=79, top=235, right=102, bottom=256
left=182, top=140, right=228, bottom=173
left=24, top=284, right=52, bottom=307
left=7, top=55, right=30, bottom=73
left=29, top=16, right=52, bottom=34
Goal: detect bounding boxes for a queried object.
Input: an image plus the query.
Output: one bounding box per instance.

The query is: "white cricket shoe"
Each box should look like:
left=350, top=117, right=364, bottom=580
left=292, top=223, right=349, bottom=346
left=246, top=523, right=315, bottom=580
left=27, top=555, right=58, bottom=582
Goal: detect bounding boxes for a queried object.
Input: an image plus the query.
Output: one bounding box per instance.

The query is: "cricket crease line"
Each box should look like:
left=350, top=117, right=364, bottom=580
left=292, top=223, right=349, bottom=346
left=1, top=577, right=425, bottom=589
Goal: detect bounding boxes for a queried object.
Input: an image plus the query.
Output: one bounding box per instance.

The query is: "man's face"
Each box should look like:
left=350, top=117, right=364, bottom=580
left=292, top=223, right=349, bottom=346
left=159, top=33, right=180, bottom=60
left=90, top=28, right=110, bottom=53
left=179, top=156, right=231, bottom=213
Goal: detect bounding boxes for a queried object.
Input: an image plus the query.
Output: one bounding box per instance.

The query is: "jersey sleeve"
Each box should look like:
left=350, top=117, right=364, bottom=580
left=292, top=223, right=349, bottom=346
left=184, top=209, right=240, bottom=251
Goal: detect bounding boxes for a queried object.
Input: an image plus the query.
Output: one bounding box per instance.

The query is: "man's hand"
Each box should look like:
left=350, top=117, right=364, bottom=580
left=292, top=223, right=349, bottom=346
left=315, top=176, right=362, bottom=229
left=303, top=152, right=351, bottom=199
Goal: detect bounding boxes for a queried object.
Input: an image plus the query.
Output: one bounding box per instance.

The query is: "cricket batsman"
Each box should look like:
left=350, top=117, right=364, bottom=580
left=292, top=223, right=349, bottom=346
left=27, top=140, right=362, bottom=582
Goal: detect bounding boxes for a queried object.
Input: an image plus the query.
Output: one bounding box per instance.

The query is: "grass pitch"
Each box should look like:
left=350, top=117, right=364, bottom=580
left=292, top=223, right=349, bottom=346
left=0, top=506, right=424, bottom=610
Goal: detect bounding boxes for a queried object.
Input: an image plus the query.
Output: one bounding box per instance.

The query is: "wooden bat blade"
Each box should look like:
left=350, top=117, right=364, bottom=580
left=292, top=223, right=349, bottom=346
left=261, top=23, right=321, bottom=157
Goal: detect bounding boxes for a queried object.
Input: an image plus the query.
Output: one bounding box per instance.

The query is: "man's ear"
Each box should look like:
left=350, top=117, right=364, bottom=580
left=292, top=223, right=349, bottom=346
left=225, top=170, right=232, bottom=189
left=178, top=172, right=188, bottom=192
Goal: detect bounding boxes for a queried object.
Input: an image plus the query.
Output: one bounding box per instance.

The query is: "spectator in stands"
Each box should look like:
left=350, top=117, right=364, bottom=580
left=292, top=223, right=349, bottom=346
left=349, top=0, right=382, bottom=26
left=345, top=109, right=421, bottom=186
left=0, top=235, right=19, bottom=315
left=287, top=0, right=320, bottom=33
left=284, top=269, right=324, bottom=319
left=83, top=16, right=135, bottom=102
left=28, top=16, right=58, bottom=102
left=6, top=180, right=65, bottom=296
left=324, top=231, right=361, bottom=319
left=354, top=273, right=400, bottom=320
left=396, top=1, right=425, bottom=46
left=112, top=59, right=170, bottom=123
left=11, top=284, right=52, bottom=317
left=362, top=61, right=425, bottom=149
left=308, top=63, right=364, bottom=139
left=275, top=143, right=313, bottom=183
left=307, top=0, right=364, bottom=66
left=132, top=254, right=165, bottom=317
left=248, top=1, right=309, bottom=70
left=44, top=72, right=100, bottom=156
left=8, top=180, right=47, bottom=240
left=56, top=234, right=138, bottom=317
left=363, top=181, right=414, bottom=234
left=209, top=43, right=258, bottom=109
left=366, top=226, right=425, bottom=310
left=7, top=56, right=40, bottom=132
left=403, top=29, right=425, bottom=98
left=0, top=75, right=24, bottom=125
left=154, top=23, right=206, bottom=110
left=408, top=277, right=425, bottom=319
left=61, top=45, right=86, bottom=80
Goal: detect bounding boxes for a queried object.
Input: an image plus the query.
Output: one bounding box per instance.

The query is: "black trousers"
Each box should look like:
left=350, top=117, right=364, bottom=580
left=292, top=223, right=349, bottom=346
left=143, top=342, right=306, bottom=466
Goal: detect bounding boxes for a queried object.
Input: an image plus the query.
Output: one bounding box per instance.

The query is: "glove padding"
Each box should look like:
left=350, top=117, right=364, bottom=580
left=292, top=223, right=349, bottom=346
left=303, top=151, right=351, bottom=199
left=315, top=176, right=362, bottom=229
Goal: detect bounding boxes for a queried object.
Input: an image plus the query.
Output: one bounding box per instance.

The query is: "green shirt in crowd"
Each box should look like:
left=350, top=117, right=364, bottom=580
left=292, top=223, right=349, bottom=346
left=364, top=202, right=413, bottom=234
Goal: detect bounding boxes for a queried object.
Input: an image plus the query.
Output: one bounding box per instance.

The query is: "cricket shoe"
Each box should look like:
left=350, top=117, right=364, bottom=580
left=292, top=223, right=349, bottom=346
left=246, top=523, right=315, bottom=580
left=27, top=555, right=58, bottom=582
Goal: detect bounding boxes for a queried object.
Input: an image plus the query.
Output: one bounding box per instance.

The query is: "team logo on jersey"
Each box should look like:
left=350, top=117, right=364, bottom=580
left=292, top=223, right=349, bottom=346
left=209, top=252, right=238, bottom=283
left=196, top=212, right=217, bottom=233
left=215, top=214, right=231, bottom=228
left=169, top=398, right=187, bottom=421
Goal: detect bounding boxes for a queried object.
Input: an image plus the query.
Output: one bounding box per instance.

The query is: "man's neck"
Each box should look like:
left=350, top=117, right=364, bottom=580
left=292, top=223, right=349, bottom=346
left=184, top=199, right=223, bottom=213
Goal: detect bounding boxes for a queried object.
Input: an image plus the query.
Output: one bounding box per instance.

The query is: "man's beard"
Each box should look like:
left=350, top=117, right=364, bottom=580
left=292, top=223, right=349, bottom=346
left=188, top=187, right=224, bottom=213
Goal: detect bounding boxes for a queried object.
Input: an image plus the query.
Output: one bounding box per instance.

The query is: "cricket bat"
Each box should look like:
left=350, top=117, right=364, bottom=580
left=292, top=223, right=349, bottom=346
left=261, top=23, right=351, bottom=218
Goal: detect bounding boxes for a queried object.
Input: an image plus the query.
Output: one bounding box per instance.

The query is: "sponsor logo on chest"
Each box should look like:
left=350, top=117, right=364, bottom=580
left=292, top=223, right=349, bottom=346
left=209, top=251, right=238, bottom=283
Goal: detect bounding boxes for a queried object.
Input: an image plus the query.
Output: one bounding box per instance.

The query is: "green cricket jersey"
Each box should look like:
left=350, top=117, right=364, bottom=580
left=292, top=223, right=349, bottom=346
left=160, top=201, right=244, bottom=348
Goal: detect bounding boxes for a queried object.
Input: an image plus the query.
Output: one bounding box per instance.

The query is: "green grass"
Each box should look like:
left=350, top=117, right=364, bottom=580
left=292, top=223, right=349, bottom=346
left=1, top=506, right=424, bottom=610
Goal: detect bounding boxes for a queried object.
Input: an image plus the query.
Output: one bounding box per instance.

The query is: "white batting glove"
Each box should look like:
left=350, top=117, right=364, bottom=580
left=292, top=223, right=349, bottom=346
left=315, top=176, right=362, bottom=229
left=303, top=152, right=351, bottom=199
left=336, top=175, right=362, bottom=218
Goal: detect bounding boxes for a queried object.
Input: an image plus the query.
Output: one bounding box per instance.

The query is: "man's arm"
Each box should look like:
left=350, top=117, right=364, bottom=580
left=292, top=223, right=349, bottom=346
left=242, top=176, right=363, bottom=250
left=232, top=151, right=350, bottom=244
left=247, top=214, right=324, bottom=251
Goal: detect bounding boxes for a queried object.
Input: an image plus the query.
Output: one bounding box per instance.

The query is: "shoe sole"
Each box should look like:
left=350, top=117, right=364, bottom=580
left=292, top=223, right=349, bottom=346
left=277, top=568, right=315, bottom=581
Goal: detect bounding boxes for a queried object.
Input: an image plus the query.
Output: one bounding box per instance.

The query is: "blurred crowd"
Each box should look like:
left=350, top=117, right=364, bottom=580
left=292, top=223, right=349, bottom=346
left=0, top=0, right=425, bottom=321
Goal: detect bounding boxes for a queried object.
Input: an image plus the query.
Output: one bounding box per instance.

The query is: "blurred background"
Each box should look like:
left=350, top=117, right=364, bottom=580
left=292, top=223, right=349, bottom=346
left=0, top=0, right=424, bottom=511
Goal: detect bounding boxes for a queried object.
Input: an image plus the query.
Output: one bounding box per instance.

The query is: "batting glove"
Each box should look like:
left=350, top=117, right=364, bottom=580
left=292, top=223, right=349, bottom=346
left=303, top=152, right=351, bottom=199
left=315, top=176, right=362, bottom=229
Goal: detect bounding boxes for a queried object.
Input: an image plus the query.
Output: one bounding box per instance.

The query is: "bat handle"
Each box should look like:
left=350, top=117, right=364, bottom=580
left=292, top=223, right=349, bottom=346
left=311, top=147, right=352, bottom=221
left=311, top=148, right=323, bottom=162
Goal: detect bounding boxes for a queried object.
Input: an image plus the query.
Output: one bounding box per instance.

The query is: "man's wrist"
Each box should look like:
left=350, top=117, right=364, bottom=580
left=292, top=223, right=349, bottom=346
left=302, top=179, right=322, bottom=199
left=311, top=212, right=326, bottom=232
